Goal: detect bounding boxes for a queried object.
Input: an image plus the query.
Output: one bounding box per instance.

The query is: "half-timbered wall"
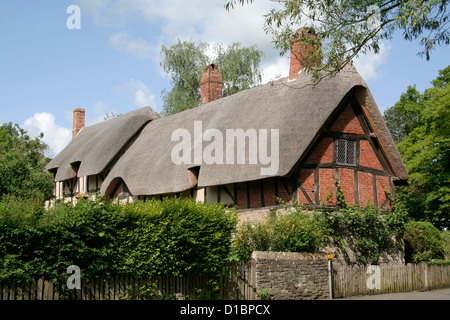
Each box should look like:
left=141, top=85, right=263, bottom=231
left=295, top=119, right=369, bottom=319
left=297, top=97, right=394, bottom=209
left=234, top=177, right=294, bottom=209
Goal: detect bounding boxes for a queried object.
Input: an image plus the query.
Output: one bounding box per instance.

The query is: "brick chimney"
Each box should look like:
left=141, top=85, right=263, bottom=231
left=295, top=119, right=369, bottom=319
left=200, top=64, right=223, bottom=105
left=289, top=28, right=321, bottom=81
left=72, top=108, right=85, bottom=139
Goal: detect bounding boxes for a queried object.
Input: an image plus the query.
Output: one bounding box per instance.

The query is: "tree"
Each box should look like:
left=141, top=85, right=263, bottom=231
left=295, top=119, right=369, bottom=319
left=160, top=40, right=209, bottom=116
left=386, top=66, right=450, bottom=227
left=383, top=85, right=423, bottom=143
left=213, top=42, right=263, bottom=96
left=160, top=40, right=263, bottom=116
left=226, top=0, right=450, bottom=81
left=0, top=123, right=54, bottom=201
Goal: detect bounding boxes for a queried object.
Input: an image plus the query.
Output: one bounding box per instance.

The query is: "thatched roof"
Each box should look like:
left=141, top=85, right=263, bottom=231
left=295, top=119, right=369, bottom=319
left=97, top=64, right=408, bottom=196
left=46, top=107, right=159, bottom=182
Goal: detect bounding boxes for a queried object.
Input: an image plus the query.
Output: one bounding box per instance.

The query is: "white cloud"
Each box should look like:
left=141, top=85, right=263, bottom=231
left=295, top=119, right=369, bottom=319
left=22, top=113, right=71, bottom=157
left=128, top=79, right=156, bottom=107
left=82, top=0, right=285, bottom=71
left=109, top=31, right=157, bottom=60
left=113, top=79, right=157, bottom=110
left=353, top=40, right=392, bottom=81
left=87, top=101, right=113, bottom=125
left=261, top=57, right=290, bottom=84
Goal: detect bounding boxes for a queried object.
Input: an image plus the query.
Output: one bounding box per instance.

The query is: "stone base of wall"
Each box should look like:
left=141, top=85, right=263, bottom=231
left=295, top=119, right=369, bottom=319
left=251, top=251, right=330, bottom=300
left=239, top=206, right=406, bottom=266
left=237, top=206, right=281, bottom=225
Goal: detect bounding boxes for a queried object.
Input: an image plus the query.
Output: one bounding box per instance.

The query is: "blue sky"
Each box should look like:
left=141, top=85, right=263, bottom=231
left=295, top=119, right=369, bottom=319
left=0, top=0, right=449, bottom=157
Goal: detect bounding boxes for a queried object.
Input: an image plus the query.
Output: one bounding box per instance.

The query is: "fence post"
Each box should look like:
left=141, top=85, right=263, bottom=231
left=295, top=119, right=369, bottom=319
left=327, top=255, right=334, bottom=299
left=422, top=264, right=429, bottom=291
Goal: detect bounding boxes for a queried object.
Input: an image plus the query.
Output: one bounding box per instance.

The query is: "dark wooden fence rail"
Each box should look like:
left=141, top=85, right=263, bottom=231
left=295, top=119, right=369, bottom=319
left=2, top=261, right=449, bottom=300
left=0, top=262, right=254, bottom=300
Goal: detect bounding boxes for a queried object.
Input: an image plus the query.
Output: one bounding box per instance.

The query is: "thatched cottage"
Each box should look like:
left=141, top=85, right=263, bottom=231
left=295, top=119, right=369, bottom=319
left=46, top=29, right=408, bottom=211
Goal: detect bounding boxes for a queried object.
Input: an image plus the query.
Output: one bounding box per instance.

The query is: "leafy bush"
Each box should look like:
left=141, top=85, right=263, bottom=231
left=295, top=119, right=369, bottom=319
left=0, top=196, right=236, bottom=284
left=423, top=259, right=450, bottom=266
left=403, top=220, right=444, bottom=262
left=116, top=198, right=237, bottom=277
left=443, top=230, right=450, bottom=260
left=230, top=206, right=329, bottom=261
left=324, top=203, right=409, bottom=265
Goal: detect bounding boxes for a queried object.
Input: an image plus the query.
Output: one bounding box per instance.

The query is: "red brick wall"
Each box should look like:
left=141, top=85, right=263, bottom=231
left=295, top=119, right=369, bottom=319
left=358, top=171, right=374, bottom=207
left=299, top=169, right=314, bottom=204
left=339, top=168, right=355, bottom=204
left=306, top=137, right=333, bottom=163
left=72, top=108, right=85, bottom=139
left=248, top=180, right=261, bottom=208
left=330, top=105, right=364, bottom=134
left=296, top=102, right=394, bottom=209
left=235, top=178, right=292, bottom=209
left=360, top=140, right=383, bottom=170
left=289, top=28, right=321, bottom=80
left=263, top=178, right=277, bottom=207
left=376, top=175, right=391, bottom=209
left=319, top=168, right=336, bottom=205
left=236, top=182, right=247, bottom=208
left=200, top=64, right=223, bottom=105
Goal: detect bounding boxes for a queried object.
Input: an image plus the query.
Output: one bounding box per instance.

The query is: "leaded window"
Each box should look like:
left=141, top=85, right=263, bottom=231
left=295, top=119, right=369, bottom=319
left=336, top=139, right=356, bottom=165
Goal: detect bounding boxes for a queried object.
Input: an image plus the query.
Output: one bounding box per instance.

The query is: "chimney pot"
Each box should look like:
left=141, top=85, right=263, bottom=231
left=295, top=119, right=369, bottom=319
left=289, top=28, right=321, bottom=80
left=200, top=64, right=223, bottom=105
left=72, top=108, right=85, bottom=139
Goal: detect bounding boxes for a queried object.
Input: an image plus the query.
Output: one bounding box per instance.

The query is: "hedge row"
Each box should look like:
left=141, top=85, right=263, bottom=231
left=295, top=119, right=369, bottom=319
left=0, top=197, right=237, bottom=284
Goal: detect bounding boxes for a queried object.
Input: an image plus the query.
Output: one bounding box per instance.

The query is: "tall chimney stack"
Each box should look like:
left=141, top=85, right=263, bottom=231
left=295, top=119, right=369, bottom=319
left=200, top=64, right=223, bottom=105
left=289, top=28, right=321, bottom=81
left=72, top=108, right=85, bottom=139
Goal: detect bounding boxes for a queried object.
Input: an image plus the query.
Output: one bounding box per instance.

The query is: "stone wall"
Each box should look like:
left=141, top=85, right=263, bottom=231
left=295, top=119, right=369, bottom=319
left=251, top=251, right=330, bottom=300
left=238, top=206, right=406, bottom=266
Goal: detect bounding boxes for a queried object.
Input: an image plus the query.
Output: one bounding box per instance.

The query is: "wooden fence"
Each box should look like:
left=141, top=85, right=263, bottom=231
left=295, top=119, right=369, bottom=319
left=0, top=262, right=254, bottom=301
left=332, top=263, right=450, bottom=298
left=2, top=261, right=449, bottom=300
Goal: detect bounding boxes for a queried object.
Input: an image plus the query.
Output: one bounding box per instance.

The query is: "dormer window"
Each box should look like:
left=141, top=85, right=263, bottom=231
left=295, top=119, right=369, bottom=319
left=336, top=139, right=356, bottom=165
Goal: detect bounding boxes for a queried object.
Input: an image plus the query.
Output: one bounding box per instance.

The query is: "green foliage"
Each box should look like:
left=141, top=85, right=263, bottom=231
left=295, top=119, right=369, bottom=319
left=385, top=66, right=450, bottom=226
left=424, top=259, right=450, bottom=266
left=160, top=40, right=209, bottom=116
left=160, top=39, right=263, bottom=116
left=443, top=230, right=450, bottom=260
left=0, top=123, right=54, bottom=201
left=116, top=198, right=237, bottom=277
left=257, top=288, right=271, bottom=300
left=231, top=199, right=409, bottom=264
left=226, top=1, right=450, bottom=81
left=230, top=205, right=328, bottom=261
left=325, top=203, right=408, bottom=265
left=213, top=42, right=263, bottom=96
left=0, top=197, right=236, bottom=284
left=403, top=220, right=444, bottom=262
left=383, top=85, right=424, bottom=143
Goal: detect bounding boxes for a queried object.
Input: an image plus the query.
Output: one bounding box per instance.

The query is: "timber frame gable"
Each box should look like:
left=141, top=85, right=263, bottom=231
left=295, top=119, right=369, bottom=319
left=296, top=87, right=397, bottom=209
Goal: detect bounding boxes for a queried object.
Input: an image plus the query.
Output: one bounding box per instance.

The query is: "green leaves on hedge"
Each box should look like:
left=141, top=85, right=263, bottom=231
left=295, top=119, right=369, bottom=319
left=0, top=197, right=236, bottom=284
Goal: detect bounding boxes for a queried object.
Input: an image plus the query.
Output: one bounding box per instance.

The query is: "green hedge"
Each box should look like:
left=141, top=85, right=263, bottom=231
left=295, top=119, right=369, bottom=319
left=0, top=197, right=236, bottom=284
left=403, top=220, right=445, bottom=262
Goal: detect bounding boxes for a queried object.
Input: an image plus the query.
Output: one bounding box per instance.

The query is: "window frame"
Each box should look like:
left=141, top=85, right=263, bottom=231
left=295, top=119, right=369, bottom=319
left=336, top=138, right=357, bottom=166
